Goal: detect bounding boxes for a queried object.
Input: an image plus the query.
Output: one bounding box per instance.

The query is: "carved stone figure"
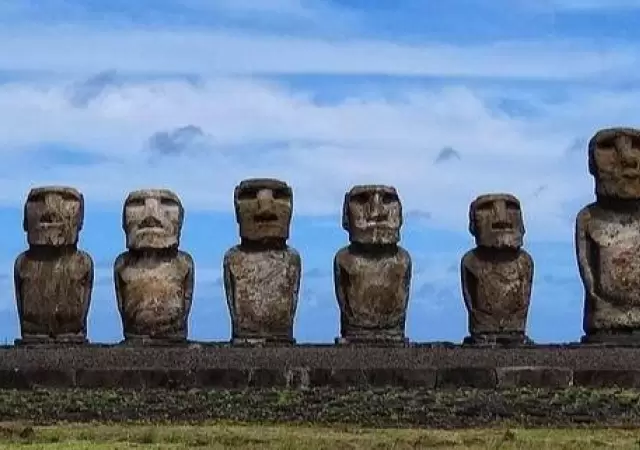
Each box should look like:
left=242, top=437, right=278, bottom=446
left=223, top=178, right=301, bottom=345
left=334, top=185, right=411, bottom=345
left=577, top=127, right=640, bottom=344
left=14, top=186, right=94, bottom=344
left=114, top=189, right=194, bottom=344
left=460, top=193, right=533, bottom=346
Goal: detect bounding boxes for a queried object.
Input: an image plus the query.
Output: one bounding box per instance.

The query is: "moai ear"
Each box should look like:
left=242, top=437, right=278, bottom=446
left=341, top=192, right=350, bottom=231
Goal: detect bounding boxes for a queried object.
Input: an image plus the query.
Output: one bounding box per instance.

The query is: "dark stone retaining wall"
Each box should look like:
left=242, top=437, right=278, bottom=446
left=1, top=343, right=640, bottom=389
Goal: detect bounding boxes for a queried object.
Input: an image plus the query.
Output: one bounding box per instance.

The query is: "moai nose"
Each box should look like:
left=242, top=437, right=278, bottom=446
left=616, top=135, right=640, bottom=169
left=491, top=201, right=510, bottom=229
left=256, top=189, right=278, bottom=220
left=368, top=193, right=389, bottom=222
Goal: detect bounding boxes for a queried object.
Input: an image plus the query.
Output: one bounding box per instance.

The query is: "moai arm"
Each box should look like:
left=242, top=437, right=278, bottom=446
left=113, top=253, right=126, bottom=321
left=402, top=248, right=412, bottom=305
left=81, top=252, right=94, bottom=326
left=289, top=250, right=302, bottom=322
left=575, top=207, right=599, bottom=300
left=182, top=252, right=195, bottom=317
left=333, top=251, right=348, bottom=316
left=222, top=251, right=235, bottom=320
left=460, top=252, right=476, bottom=314
left=13, top=253, right=25, bottom=323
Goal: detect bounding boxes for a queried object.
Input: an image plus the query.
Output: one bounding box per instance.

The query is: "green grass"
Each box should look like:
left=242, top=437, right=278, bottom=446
left=0, top=423, right=639, bottom=449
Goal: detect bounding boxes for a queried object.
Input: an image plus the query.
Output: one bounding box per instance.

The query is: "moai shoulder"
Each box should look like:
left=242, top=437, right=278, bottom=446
left=223, top=178, right=301, bottom=345
left=14, top=186, right=94, bottom=345
left=460, top=193, right=533, bottom=346
left=577, top=128, right=640, bottom=344
left=333, top=184, right=412, bottom=346
left=114, top=189, right=195, bottom=344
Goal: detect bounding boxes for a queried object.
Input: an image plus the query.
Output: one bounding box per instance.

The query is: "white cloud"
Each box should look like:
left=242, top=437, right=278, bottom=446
left=0, top=74, right=632, bottom=242
left=0, top=26, right=637, bottom=79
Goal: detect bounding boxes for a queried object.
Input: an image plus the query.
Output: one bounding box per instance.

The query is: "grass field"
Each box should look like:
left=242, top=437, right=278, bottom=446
left=0, top=423, right=638, bottom=449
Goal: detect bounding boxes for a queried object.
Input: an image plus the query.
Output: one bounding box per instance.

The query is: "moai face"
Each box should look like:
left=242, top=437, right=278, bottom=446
left=343, top=185, right=402, bottom=245
left=123, top=189, right=184, bottom=250
left=23, top=186, right=84, bottom=247
left=234, top=178, right=293, bottom=242
left=589, top=128, right=640, bottom=200
left=469, top=193, right=524, bottom=249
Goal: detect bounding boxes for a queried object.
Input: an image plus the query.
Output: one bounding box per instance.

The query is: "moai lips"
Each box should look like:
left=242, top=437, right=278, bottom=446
left=461, top=193, right=534, bottom=346
left=334, top=185, right=412, bottom=346
left=14, top=186, right=94, bottom=345
left=114, top=189, right=194, bottom=344
left=223, top=178, right=301, bottom=345
left=577, top=128, right=640, bottom=344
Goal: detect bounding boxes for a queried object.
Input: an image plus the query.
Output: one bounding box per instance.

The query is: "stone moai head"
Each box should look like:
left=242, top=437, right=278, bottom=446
left=234, top=178, right=293, bottom=242
left=123, top=189, right=184, bottom=250
left=469, top=193, right=524, bottom=249
left=342, top=185, right=403, bottom=245
left=588, top=127, right=640, bottom=200
left=23, top=186, right=84, bottom=247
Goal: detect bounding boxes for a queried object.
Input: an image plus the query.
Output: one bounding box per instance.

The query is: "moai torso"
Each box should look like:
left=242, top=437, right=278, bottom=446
left=115, top=189, right=194, bottom=343
left=576, top=129, right=640, bottom=342
left=223, top=178, right=301, bottom=344
left=334, top=185, right=412, bottom=345
left=461, top=194, right=533, bottom=345
left=14, top=186, right=94, bottom=344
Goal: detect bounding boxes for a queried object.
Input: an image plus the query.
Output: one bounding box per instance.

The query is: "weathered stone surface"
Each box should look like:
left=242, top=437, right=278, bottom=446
left=461, top=193, right=533, bottom=346
left=223, top=178, right=301, bottom=345
left=334, top=185, right=411, bottom=345
left=114, top=189, right=194, bottom=343
left=436, top=367, right=497, bottom=389
left=574, top=369, right=640, bottom=388
left=14, top=186, right=94, bottom=345
left=577, top=128, right=640, bottom=343
left=496, top=366, right=573, bottom=388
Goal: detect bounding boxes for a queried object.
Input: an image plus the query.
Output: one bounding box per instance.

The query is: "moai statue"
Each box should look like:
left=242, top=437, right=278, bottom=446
left=577, top=127, right=640, bottom=344
left=334, top=185, right=412, bottom=346
left=114, top=189, right=194, bottom=344
left=223, top=178, right=301, bottom=345
left=460, top=193, right=534, bottom=346
left=14, top=186, right=94, bottom=345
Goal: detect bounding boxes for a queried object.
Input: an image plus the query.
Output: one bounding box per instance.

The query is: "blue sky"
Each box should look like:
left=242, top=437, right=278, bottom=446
left=0, top=0, right=639, bottom=344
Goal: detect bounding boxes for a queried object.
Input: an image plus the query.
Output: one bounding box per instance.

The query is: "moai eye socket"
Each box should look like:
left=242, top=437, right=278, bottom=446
left=127, top=198, right=145, bottom=207
left=506, top=200, right=520, bottom=211
left=475, top=202, right=493, bottom=212
left=237, top=188, right=258, bottom=201
left=382, top=192, right=398, bottom=204
left=272, top=188, right=291, bottom=200
left=160, top=197, right=180, bottom=207
left=351, top=192, right=371, bottom=204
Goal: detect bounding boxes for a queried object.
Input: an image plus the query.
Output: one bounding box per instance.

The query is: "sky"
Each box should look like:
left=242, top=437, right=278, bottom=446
left=0, top=0, right=639, bottom=344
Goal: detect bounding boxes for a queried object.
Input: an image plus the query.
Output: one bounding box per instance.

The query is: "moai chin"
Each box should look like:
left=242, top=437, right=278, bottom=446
left=223, top=178, right=301, bottom=346
left=114, top=189, right=194, bottom=344
left=333, top=185, right=412, bottom=346
left=460, top=193, right=534, bottom=346
left=577, top=128, right=640, bottom=344
left=14, top=186, right=94, bottom=345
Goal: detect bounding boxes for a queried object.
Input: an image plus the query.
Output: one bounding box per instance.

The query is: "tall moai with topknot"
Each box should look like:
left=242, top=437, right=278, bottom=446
left=114, top=189, right=195, bottom=344
left=14, top=186, right=94, bottom=344
left=577, top=128, right=640, bottom=344
left=223, top=178, right=301, bottom=345
left=333, top=185, right=412, bottom=346
left=460, top=193, right=534, bottom=346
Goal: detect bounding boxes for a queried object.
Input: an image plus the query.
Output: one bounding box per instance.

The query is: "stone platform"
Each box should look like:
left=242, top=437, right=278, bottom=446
left=1, top=342, right=640, bottom=390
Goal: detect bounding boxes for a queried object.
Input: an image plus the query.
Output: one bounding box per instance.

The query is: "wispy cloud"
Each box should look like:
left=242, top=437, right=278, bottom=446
left=0, top=27, right=637, bottom=80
